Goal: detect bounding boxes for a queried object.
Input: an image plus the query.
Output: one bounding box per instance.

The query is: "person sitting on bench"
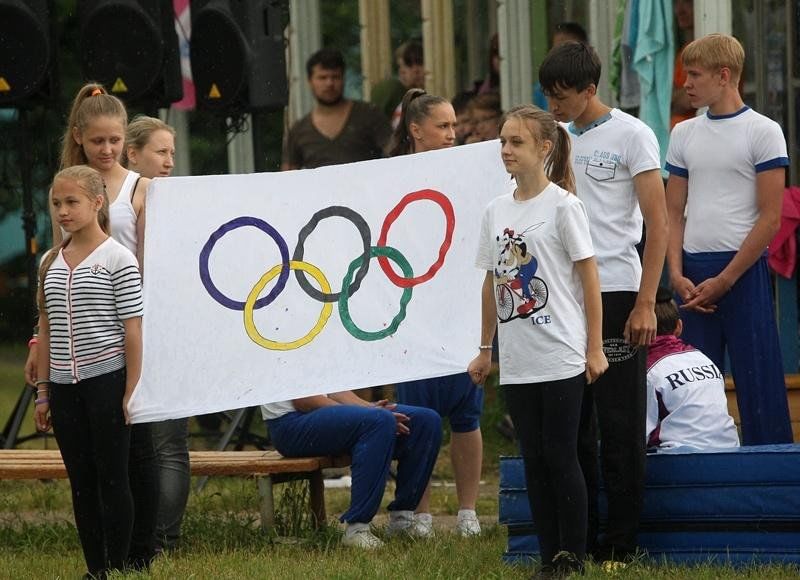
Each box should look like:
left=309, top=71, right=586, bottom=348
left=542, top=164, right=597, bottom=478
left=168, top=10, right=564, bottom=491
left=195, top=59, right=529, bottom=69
left=646, top=287, right=740, bottom=451
left=261, top=391, right=442, bottom=549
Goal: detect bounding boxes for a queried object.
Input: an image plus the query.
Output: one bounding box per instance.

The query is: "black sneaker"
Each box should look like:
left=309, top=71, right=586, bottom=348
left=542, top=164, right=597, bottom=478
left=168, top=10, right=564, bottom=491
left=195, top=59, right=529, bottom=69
left=552, top=551, right=585, bottom=576
left=529, top=562, right=556, bottom=579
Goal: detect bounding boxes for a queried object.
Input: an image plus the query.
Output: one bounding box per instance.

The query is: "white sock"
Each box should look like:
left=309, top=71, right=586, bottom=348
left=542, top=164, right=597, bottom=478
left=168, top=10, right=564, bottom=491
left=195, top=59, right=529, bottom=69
left=345, top=522, right=370, bottom=537
left=458, top=509, right=477, bottom=519
left=415, top=512, right=433, bottom=524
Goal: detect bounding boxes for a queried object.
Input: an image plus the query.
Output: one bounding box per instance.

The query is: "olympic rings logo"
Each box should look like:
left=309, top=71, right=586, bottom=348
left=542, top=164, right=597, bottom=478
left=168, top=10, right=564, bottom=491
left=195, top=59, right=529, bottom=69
left=199, top=189, right=455, bottom=351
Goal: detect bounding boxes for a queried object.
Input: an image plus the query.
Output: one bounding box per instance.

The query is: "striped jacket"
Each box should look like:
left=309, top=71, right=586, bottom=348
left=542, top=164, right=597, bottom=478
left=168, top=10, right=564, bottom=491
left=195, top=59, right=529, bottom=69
left=43, top=238, right=143, bottom=384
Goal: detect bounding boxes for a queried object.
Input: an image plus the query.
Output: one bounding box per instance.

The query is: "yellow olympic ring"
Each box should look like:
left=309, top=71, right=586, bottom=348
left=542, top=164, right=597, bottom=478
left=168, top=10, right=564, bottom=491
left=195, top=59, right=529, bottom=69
left=243, top=260, right=333, bottom=351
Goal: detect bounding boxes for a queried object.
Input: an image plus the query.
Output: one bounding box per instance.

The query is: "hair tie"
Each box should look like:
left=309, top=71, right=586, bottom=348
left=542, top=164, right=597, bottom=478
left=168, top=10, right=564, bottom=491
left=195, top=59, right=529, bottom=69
left=91, top=88, right=103, bottom=96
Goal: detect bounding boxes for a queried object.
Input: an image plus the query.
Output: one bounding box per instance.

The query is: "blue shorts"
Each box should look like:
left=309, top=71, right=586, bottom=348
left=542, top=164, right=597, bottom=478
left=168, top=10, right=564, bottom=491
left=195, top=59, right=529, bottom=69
left=395, top=372, right=484, bottom=432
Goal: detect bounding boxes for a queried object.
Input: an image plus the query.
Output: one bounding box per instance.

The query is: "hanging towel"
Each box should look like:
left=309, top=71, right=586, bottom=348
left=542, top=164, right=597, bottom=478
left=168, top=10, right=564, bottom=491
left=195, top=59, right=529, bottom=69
left=632, top=0, right=673, bottom=170
left=619, top=0, right=641, bottom=111
left=768, top=186, right=800, bottom=279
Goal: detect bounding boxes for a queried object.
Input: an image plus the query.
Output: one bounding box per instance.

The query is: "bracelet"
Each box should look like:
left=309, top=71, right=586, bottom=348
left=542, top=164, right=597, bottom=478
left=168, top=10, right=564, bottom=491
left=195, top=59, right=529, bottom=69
left=478, top=345, right=493, bottom=350
left=35, top=398, right=49, bottom=405
left=28, top=337, right=38, bottom=348
left=34, top=379, right=50, bottom=387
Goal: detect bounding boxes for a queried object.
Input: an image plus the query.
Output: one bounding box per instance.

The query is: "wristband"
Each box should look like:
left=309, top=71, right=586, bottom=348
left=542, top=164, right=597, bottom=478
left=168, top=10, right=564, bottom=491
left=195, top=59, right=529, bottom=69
left=35, top=398, right=49, bottom=405
left=28, top=337, right=38, bottom=348
left=478, top=345, right=493, bottom=351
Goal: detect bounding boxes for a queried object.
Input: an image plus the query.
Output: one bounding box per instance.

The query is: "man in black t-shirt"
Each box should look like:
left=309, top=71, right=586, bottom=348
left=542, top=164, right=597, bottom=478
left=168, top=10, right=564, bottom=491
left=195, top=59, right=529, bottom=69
left=282, top=48, right=391, bottom=170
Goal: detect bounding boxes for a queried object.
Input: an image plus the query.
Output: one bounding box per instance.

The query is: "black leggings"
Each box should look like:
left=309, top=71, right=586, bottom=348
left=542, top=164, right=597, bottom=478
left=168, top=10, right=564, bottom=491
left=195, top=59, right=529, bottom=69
left=505, top=373, right=587, bottom=565
left=50, top=369, right=133, bottom=576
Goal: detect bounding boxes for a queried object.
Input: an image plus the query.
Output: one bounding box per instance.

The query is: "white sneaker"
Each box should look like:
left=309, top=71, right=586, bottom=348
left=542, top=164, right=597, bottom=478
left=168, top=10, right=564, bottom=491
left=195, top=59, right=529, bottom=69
left=409, top=513, right=434, bottom=538
left=386, top=511, right=434, bottom=538
left=455, top=510, right=481, bottom=537
left=386, top=510, right=413, bottom=537
left=342, top=525, right=384, bottom=549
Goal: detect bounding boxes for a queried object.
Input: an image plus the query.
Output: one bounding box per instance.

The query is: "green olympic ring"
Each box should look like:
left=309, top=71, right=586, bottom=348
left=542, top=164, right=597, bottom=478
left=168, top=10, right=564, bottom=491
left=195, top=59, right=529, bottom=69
left=338, top=246, right=414, bottom=341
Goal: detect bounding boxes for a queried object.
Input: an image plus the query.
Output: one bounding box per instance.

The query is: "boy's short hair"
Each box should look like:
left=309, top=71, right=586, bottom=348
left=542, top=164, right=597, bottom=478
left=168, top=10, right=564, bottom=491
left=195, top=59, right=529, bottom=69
left=396, top=40, right=423, bottom=67
left=469, top=92, right=502, bottom=115
left=306, top=48, right=345, bottom=78
left=553, top=21, right=588, bottom=44
left=539, top=41, right=601, bottom=94
left=655, top=287, right=680, bottom=336
left=682, top=33, right=744, bottom=83
left=451, top=89, right=475, bottom=115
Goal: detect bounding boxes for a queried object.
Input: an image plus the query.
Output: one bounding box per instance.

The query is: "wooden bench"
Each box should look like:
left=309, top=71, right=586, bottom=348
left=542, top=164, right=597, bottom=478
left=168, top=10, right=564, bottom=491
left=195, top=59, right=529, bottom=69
left=725, top=375, right=800, bottom=442
left=0, top=449, right=350, bottom=531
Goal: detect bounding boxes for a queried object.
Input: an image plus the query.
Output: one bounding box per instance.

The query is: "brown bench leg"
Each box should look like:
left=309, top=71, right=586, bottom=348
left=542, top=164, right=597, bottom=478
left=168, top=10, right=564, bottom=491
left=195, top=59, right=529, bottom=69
left=309, top=470, right=326, bottom=528
left=258, top=476, right=275, bottom=532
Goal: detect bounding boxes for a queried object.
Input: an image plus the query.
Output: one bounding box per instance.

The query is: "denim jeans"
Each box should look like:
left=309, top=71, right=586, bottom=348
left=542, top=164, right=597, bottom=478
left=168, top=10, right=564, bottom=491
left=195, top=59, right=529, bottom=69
left=150, top=418, right=190, bottom=550
left=129, top=422, right=160, bottom=567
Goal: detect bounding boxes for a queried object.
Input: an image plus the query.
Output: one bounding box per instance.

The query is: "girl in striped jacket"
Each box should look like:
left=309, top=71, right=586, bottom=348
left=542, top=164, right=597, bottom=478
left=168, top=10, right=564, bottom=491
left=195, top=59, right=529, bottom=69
left=34, top=165, right=143, bottom=579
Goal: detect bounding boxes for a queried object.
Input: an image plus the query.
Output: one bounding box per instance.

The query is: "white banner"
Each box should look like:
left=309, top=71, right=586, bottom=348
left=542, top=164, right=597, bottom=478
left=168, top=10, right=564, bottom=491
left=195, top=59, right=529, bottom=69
left=128, top=141, right=508, bottom=422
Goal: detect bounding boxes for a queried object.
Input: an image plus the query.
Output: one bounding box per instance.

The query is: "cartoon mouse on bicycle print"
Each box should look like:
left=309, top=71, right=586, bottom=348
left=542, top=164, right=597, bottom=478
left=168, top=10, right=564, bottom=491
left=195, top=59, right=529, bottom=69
left=494, top=225, right=549, bottom=322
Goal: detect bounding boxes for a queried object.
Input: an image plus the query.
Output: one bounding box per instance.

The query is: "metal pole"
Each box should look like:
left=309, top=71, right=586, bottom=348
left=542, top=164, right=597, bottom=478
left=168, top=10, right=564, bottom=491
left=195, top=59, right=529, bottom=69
left=226, top=115, right=255, bottom=175
left=288, top=0, right=322, bottom=125
left=694, top=0, right=733, bottom=37
left=359, top=0, right=392, bottom=101
left=497, top=0, right=532, bottom=112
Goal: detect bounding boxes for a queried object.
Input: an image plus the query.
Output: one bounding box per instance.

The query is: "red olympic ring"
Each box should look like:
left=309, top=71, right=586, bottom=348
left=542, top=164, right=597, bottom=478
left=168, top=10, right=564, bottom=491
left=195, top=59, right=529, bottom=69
left=376, top=189, right=455, bottom=288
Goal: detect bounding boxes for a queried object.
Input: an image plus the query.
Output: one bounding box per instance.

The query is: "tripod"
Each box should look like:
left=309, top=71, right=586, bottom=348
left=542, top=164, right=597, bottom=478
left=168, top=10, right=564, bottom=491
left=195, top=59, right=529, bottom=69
left=1, top=109, right=50, bottom=449
left=193, top=407, right=271, bottom=491
left=1, top=385, right=52, bottom=449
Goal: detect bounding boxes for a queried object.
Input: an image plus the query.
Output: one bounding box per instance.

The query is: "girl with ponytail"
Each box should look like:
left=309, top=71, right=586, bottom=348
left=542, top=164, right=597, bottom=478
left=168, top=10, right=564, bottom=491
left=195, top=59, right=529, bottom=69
left=28, top=82, right=159, bottom=573
left=34, top=165, right=143, bottom=579
left=387, top=89, right=482, bottom=539
left=468, top=105, right=607, bottom=576
left=388, top=88, right=456, bottom=157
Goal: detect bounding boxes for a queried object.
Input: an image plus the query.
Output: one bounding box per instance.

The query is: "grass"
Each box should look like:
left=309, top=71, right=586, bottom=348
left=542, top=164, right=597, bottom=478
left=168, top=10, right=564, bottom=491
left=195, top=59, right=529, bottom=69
left=2, top=343, right=800, bottom=578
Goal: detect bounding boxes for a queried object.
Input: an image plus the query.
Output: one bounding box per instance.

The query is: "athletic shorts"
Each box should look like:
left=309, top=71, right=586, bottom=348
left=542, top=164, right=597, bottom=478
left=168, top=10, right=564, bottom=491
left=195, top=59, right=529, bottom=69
left=395, top=372, right=484, bottom=432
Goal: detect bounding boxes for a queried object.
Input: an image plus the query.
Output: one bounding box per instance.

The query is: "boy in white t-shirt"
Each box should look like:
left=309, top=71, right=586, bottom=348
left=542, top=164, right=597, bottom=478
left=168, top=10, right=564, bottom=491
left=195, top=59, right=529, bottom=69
left=665, top=33, right=792, bottom=446
left=646, top=287, right=739, bottom=451
left=538, top=41, right=669, bottom=562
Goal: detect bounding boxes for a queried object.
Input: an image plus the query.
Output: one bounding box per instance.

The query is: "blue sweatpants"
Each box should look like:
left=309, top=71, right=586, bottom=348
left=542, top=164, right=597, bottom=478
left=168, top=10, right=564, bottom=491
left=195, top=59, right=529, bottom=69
left=679, top=251, right=792, bottom=445
left=267, top=404, right=442, bottom=523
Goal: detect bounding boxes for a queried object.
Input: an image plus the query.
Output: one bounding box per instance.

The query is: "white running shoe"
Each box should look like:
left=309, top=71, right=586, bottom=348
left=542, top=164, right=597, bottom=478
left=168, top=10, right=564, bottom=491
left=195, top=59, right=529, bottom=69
left=409, top=513, right=434, bottom=538
left=385, top=510, right=414, bottom=537
left=455, top=510, right=481, bottom=537
left=342, top=525, right=384, bottom=549
left=386, top=511, right=434, bottom=538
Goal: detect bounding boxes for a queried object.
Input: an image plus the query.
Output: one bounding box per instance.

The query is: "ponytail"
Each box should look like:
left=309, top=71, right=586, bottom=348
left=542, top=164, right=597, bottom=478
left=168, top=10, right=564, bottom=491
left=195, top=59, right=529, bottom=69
left=388, top=89, right=450, bottom=157
left=548, top=125, right=575, bottom=193
left=500, top=105, right=575, bottom=193
left=60, top=83, right=128, bottom=170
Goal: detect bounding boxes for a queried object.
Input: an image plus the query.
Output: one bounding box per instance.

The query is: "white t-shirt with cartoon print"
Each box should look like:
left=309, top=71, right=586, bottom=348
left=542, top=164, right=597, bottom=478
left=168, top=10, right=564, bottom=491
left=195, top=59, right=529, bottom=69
left=476, top=183, right=595, bottom=384
left=665, top=106, right=790, bottom=253
left=567, top=109, right=661, bottom=292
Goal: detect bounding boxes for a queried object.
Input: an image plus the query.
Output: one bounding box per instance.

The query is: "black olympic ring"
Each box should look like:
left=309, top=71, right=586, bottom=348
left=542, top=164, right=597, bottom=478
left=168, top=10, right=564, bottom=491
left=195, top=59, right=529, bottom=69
left=292, top=206, right=372, bottom=303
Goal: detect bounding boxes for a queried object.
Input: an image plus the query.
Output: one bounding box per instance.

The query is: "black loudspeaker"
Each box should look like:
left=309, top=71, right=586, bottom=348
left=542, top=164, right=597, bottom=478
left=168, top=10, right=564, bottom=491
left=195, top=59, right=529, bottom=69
left=191, top=0, right=287, bottom=112
left=78, top=0, right=182, bottom=107
left=0, top=0, right=56, bottom=107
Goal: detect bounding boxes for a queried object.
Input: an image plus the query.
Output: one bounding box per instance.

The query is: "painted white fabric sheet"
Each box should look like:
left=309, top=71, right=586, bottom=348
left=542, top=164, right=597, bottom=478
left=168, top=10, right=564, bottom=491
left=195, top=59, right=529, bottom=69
left=128, top=141, right=509, bottom=422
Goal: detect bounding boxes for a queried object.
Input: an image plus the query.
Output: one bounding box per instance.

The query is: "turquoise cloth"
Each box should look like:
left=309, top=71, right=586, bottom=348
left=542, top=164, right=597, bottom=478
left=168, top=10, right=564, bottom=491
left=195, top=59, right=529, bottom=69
left=632, top=0, right=673, bottom=170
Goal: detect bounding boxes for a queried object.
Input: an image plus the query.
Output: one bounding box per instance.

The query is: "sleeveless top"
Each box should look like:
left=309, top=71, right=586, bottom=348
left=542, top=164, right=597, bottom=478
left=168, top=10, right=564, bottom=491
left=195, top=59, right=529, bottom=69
left=109, top=170, right=140, bottom=254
